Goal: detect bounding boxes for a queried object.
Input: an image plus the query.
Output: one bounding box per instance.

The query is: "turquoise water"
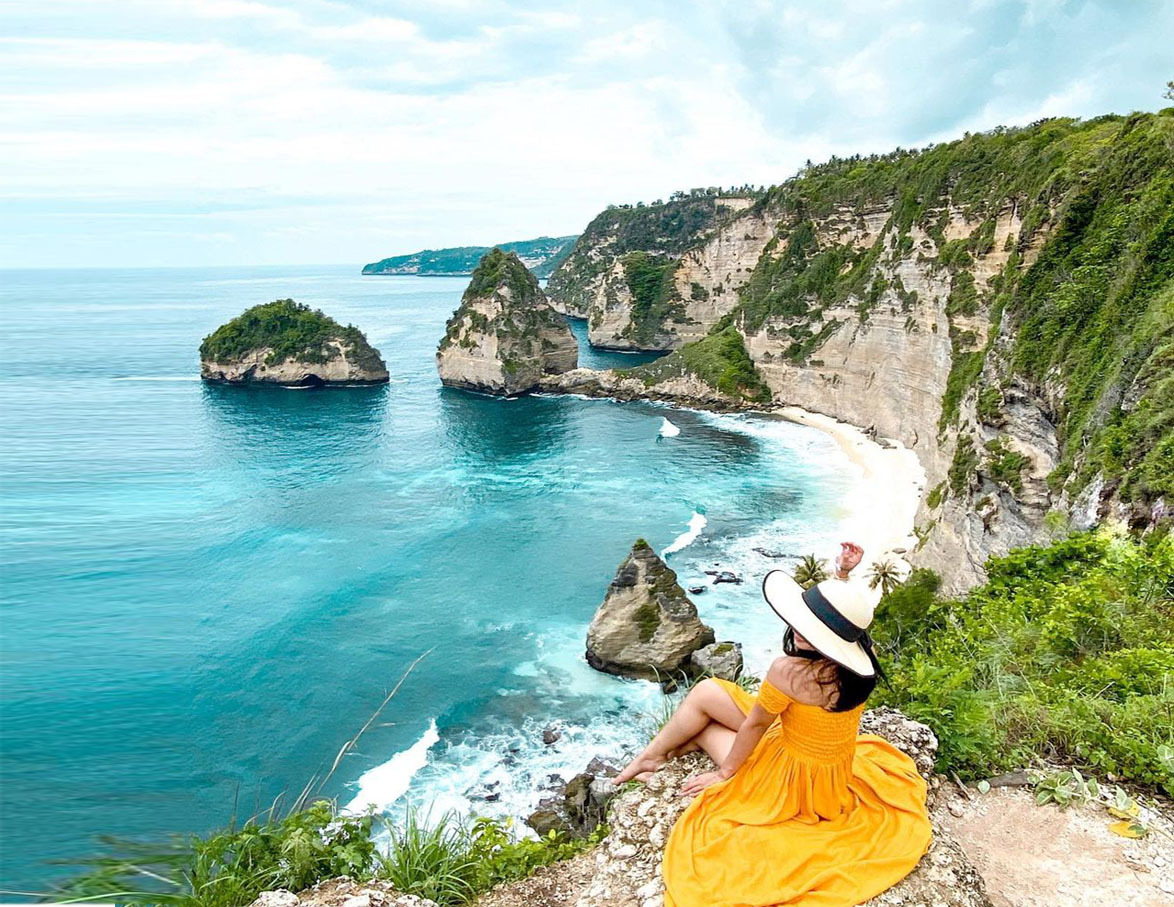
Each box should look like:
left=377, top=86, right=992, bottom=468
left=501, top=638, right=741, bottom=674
left=0, top=266, right=855, bottom=891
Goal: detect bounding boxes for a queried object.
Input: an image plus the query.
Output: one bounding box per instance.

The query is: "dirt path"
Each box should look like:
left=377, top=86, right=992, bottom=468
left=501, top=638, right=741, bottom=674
left=937, top=788, right=1174, bottom=907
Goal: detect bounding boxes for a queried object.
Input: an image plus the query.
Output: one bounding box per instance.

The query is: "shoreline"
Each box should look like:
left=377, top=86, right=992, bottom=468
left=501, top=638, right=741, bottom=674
left=536, top=380, right=927, bottom=581
left=775, top=405, right=926, bottom=584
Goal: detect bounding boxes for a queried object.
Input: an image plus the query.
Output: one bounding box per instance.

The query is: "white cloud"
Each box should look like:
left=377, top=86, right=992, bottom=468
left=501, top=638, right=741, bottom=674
left=1, top=0, right=1170, bottom=267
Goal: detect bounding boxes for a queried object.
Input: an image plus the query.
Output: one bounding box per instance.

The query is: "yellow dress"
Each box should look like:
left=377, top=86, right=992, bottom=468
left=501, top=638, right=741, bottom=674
left=662, top=677, right=932, bottom=907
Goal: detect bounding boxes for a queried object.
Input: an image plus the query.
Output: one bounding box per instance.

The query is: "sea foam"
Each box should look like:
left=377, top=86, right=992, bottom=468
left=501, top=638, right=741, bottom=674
left=343, top=719, right=440, bottom=815
left=663, top=511, right=707, bottom=556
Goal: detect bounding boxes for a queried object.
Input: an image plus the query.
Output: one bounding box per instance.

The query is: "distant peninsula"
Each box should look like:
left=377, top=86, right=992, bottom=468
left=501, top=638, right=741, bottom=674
left=200, top=299, right=389, bottom=386
left=361, top=235, right=577, bottom=278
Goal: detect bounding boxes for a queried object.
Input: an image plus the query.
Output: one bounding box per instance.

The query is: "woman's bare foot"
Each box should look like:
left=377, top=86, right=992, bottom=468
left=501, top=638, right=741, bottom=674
left=612, top=753, right=666, bottom=785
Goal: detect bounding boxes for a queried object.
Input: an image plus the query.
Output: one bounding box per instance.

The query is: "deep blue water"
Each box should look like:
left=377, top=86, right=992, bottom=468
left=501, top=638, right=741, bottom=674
left=0, top=266, right=854, bottom=891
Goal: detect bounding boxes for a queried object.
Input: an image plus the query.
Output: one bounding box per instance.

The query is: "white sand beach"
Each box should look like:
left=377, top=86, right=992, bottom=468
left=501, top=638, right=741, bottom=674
left=776, top=406, right=927, bottom=589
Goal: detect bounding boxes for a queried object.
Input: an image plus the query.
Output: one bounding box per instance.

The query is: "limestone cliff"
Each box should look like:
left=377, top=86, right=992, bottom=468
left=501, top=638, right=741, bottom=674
left=200, top=299, right=389, bottom=386
left=436, top=248, right=577, bottom=395
left=585, top=540, right=715, bottom=681
left=545, top=112, right=1174, bottom=592
left=546, top=195, right=761, bottom=349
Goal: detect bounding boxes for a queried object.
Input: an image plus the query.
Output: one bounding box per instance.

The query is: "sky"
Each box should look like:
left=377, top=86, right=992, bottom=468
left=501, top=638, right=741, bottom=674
left=2, top=0, right=1171, bottom=268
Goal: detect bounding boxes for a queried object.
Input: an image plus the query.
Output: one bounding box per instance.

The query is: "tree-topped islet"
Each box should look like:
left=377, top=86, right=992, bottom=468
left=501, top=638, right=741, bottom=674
left=200, top=299, right=389, bottom=386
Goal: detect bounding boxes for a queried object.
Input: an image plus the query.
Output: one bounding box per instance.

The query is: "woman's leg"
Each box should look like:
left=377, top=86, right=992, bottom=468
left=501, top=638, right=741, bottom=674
left=613, top=679, right=746, bottom=784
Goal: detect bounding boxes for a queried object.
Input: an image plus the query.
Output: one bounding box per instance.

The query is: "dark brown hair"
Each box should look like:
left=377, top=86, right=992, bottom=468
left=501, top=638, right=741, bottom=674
left=805, top=650, right=884, bottom=712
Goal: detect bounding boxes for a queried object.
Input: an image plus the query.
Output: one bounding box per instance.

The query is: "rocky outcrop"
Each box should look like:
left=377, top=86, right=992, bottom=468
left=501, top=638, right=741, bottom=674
left=686, top=641, right=744, bottom=681
left=436, top=248, right=577, bottom=395
left=478, top=710, right=990, bottom=907
left=200, top=299, right=389, bottom=386
left=538, top=367, right=749, bottom=411
left=250, top=879, right=437, bottom=907
left=585, top=540, right=715, bottom=681
left=545, top=195, right=755, bottom=340
left=527, top=758, right=621, bottom=840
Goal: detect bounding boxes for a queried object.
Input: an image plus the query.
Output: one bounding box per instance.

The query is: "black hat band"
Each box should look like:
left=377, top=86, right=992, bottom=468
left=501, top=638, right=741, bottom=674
left=801, top=585, right=864, bottom=643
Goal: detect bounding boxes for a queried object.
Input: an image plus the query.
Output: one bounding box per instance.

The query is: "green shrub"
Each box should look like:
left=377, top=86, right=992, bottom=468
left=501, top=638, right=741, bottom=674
left=947, top=435, right=979, bottom=495
left=53, top=802, right=603, bottom=907
left=53, top=801, right=379, bottom=906
left=874, top=530, right=1174, bottom=795
left=624, top=319, right=771, bottom=403
left=976, top=384, right=1003, bottom=424
left=200, top=300, right=381, bottom=370
left=620, top=252, right=683, bottom=344
left=984, top=437, right=1030, bottom=492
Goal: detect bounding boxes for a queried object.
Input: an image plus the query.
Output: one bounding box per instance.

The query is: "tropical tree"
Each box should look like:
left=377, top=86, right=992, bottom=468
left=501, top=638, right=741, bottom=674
left=793, top=555, right=829, bottom=589
left=867, top=559, right=903, bottom=598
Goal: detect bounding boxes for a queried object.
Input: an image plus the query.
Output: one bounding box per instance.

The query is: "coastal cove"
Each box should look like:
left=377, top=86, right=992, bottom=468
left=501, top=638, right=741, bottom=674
left=0, top=266, right=893, bottom=892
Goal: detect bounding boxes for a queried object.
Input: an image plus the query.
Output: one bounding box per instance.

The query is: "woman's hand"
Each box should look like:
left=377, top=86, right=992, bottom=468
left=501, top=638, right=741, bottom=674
left=678, top=770, right=729, bottom=798
left=835, top=541, right=864, bottom=578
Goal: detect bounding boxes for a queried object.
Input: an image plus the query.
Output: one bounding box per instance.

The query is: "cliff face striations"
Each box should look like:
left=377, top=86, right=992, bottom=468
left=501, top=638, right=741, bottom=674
left=200, top=299, right=389, bottom=386
left=546, top=112, right=1174, bottom=591
left=436, top=248, right=578, bottom=395
left=545, top=195, right=762, bottom=349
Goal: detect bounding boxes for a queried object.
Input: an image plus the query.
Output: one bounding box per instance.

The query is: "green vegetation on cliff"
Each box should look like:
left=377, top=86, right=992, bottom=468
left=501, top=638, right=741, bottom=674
left=732, top=110, right=1174, bottom=511
left=463, top=246, right=543, bottom=303
left=439, top=248, right=566, bottom=354
left=362, top=235, right=577, bottom=278
left=875, top=529, right=1174, bottom=795
left=546, top=196, right=738, bottom=312
left=622, top=316, right=771, bottom=403
left=620, top=251, right=684, bottom=345
left=199, top=299, right=384, bottom=371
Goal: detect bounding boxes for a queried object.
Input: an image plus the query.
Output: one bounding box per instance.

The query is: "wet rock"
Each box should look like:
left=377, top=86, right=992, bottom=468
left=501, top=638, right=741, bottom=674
left=586, top=540, right=714, bottom=681
left=687, top=641, right=744, bottom=682
left=687, top=585, right=706, bottom=595
left=542, top=725, right=562, bottom=745
left=526, top=766, right=620, bottom=840
left=586, top=756, right=620, bottom=777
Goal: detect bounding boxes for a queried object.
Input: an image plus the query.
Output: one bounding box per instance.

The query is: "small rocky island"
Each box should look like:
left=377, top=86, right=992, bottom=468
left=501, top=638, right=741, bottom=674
left=200, top=299, right=389, bottom=386
left=586, top=539, right=737, bottom=684
left=436, top=248, right=577, bottom=395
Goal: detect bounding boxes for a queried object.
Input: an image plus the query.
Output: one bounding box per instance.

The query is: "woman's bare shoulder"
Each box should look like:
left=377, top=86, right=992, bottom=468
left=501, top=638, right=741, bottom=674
left=766, top=656, right=834, bottom=707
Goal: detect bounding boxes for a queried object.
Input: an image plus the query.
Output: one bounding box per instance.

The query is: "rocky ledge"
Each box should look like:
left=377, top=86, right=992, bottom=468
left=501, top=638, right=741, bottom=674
left=436, top=248, right=577, bottom=395
left=483, top=709, right=990, bottom=907
left=538, top=367, right=751, bottom=411
left=200, top=299, right=389, bottom=386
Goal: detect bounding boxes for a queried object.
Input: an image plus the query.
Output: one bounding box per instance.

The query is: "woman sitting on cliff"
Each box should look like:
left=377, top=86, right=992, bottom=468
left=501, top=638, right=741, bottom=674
left=612, top=542, right=931, bottom=907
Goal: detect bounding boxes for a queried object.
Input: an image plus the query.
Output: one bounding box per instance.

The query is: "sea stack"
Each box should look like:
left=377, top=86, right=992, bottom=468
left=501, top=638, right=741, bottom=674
left=586, top=539, right=715, bottom=682
left=436, top=248, right=577, bottom=395
left=200, top=299, right=389, bottom=386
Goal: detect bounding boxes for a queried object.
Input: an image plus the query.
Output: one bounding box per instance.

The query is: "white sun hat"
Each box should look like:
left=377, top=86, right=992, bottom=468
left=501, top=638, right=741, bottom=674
left=761, top=571, right=877, bottom=677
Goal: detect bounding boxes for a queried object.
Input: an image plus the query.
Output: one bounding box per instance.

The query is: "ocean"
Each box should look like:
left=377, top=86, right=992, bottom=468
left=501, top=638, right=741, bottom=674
left=0, top=265, right=856, bottom=891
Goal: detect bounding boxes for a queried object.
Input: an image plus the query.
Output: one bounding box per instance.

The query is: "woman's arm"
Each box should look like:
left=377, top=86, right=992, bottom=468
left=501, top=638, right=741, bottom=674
left=716, top=705, right=775, bottom=778
left=678, top=702, right=778, bottom=797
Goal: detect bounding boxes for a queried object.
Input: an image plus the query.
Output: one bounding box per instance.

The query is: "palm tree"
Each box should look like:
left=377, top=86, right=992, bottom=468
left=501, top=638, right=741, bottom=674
left=792, top=555, right=829, bottom=590
left=867, top=559, right=903, bottom=598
